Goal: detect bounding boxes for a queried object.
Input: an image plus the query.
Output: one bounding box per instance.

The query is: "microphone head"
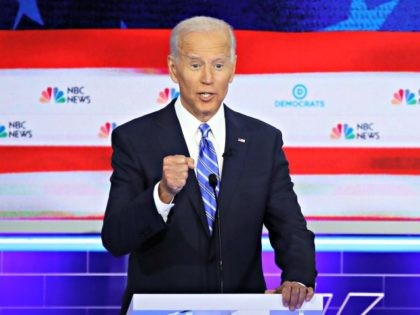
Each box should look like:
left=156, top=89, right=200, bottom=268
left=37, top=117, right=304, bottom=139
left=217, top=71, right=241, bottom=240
left=208, top=173, right=218, bottom=189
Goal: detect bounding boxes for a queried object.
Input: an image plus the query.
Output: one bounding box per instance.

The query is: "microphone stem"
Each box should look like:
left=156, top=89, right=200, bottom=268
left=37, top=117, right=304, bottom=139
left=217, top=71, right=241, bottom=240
left=208, top=174, right=223, bottom=293
left=213, top=185, right=224, bottom=294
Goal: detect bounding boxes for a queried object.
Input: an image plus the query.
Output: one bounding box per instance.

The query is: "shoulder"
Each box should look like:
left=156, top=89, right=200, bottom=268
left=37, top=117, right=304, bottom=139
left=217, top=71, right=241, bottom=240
left=113, top=104, right=171, bottom=137
left=226, top=106, right=282, bottom=136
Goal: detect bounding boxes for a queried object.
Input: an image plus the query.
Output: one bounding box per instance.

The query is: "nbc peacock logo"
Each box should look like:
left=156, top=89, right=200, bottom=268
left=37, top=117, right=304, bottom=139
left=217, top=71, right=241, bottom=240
left=0, top=124, right=7, bottom=138
left=39, top=87, right=66, bottom=103
left=330, top=123, right=355, bottom=140
left=157, top=87, right=180, bottom=104
left=98, top=122, right=117, bottom=138
left=391, top=89, right=417, bottom=105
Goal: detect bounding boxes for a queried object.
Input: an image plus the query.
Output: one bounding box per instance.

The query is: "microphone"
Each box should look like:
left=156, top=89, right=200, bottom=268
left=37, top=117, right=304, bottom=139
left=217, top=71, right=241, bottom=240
left=208, top=173, right=218, bottom=191
left=208, top=173, right=223, bottom=293
left=222, top=148, right=232, bottom=158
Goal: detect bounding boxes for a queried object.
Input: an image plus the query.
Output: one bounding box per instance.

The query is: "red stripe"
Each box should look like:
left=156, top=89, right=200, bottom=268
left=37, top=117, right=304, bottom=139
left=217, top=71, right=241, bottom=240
left=0, top=146, right=419, bottom=175
left=0, top=146, right=112, bottom=173
left=285, top=147, right=420, bottom=175
left=1, top=30, right=420, bottom=72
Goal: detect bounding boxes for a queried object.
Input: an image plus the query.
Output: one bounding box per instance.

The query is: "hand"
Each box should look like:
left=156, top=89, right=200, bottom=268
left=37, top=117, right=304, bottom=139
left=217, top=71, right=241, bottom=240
left=159, top=155, right=195, bottom=203
left=265, top=281, right=314, bottom=311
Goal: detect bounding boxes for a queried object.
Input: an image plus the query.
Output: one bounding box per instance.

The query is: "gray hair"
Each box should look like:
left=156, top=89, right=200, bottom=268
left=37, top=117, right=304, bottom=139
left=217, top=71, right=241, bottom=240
left=170, top=16, right=236, bottom=62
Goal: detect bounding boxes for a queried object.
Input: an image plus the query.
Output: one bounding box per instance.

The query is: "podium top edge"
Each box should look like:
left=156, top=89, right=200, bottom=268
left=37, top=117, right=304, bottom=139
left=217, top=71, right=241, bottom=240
left=131, top=293, right=323, bottom=311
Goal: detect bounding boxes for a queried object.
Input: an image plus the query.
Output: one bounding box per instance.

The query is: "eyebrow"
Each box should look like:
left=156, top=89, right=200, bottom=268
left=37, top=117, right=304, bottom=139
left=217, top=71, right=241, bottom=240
left=183, top=54, right=231, bottom=62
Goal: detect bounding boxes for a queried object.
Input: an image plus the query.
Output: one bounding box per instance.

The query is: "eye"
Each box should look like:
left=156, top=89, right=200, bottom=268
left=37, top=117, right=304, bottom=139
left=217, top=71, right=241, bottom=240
left=190, top=63, right=201, bottom=70
left=214, top=63, right=224, bottom=70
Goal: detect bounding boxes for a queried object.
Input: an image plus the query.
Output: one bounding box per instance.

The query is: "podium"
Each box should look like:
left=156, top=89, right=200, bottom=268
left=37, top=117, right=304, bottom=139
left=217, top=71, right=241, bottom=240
left=127, top=294, right=323, bottom=314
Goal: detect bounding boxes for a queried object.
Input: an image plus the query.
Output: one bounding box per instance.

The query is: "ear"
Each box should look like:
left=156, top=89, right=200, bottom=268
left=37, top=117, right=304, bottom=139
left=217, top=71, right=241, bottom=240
left=167, top=55, right=179, bottom=84
left=228, top=55, right=237, bottom=83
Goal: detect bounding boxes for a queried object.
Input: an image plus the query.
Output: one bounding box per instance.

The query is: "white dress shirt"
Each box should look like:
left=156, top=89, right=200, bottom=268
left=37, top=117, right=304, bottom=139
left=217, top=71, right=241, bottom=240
left=153, top=98, right=226, bottom=221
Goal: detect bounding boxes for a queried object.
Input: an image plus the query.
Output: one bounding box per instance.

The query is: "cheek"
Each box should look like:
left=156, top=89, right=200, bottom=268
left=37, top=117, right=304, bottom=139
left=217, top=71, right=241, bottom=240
left=179, top=75, right=196, bottom=89
left=179, top=82, right=198, bottom=101
left=217, top=78, right=232, bottom=91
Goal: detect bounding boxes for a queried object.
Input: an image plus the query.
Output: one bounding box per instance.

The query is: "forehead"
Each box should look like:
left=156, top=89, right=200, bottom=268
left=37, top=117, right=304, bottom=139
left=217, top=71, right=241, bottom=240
left=178, top=30, right=231, bottom=57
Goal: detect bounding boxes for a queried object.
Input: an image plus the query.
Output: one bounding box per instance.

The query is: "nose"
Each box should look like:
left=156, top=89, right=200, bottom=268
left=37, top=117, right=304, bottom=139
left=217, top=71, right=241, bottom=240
left=201, top=64, right=214, bottom=85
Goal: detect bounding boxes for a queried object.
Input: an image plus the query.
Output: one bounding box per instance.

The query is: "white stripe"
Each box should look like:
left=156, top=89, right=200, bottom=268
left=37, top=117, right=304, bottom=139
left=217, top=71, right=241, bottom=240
left=207, top=143, right=217, bottom=155
left=197, top=168, right=220, bottom=196
left=202, top=197, right=216, bottom=212
left=197, top=168, right=209, bottom=181
left=205, top=211, right=215, bottom=222
left=199, top=181, right=215, bottom=198
left=203, top=152, right=219, bottom=168
left=198, top=161, right=216, bottom=178
left=199, top=156, right=218, bottom=175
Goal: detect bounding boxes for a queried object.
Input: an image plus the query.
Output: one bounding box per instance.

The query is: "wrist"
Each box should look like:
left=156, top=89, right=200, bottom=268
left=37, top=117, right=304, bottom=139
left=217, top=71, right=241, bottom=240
left=158, top=181, right=175, bottom=203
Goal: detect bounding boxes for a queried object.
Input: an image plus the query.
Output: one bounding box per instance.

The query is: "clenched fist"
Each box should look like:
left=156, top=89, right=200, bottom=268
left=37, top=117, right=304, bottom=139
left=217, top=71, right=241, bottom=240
left=158, top=155, right=195, bottom=203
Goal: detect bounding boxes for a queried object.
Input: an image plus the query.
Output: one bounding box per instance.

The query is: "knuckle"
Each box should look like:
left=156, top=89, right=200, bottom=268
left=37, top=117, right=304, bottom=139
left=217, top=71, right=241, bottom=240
left=163, top=166, right=170, bottom=174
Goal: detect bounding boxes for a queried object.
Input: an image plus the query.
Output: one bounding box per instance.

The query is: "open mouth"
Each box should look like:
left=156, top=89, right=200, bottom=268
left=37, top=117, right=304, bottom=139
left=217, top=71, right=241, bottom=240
left=199, top=92, right=214, bottom=100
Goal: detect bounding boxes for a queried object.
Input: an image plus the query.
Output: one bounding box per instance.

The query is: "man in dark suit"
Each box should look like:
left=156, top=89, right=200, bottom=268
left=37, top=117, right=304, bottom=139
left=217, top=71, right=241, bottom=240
left=102, top=16, right=317, bottom=314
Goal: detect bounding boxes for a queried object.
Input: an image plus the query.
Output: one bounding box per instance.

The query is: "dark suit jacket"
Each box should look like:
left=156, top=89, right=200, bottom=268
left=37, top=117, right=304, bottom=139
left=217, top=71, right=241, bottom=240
left=101, top=100, right=317, bottom=314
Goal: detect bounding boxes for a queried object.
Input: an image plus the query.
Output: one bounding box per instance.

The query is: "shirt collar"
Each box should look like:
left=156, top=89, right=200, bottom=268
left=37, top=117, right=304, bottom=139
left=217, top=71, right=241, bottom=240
left=174, top=98, right=225, bottom=140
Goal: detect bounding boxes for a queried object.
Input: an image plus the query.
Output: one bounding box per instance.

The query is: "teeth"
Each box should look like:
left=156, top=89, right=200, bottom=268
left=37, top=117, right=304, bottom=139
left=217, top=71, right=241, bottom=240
left=201, top=93, right=211, bottom=98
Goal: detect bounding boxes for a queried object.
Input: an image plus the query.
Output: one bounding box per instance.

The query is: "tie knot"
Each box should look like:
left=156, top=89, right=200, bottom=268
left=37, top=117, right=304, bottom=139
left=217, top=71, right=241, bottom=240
left=199, top=123, right=211, bottom=138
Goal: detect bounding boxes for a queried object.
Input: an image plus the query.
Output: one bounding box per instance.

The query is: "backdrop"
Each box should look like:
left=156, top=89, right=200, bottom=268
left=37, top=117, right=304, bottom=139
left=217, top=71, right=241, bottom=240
left=0, top=0, right=420, bottom=234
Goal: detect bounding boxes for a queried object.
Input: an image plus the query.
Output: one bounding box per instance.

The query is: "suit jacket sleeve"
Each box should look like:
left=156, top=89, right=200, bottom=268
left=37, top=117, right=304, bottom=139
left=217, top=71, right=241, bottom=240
left=101, top=126, right=167, bottom=256
left=263, top=130, right=317, bottom=288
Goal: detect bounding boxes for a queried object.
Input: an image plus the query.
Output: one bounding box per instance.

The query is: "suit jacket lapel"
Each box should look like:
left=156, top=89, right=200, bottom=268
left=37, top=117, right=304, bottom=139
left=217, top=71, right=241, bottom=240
left=153, top=101, right=210, bottom=237
left=218, top=105, right=249, bottom=216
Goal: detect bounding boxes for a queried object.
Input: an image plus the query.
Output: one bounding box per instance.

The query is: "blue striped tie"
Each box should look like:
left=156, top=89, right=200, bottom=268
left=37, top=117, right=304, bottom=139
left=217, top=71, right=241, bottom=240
left=197, top=123, right=220, bottom=235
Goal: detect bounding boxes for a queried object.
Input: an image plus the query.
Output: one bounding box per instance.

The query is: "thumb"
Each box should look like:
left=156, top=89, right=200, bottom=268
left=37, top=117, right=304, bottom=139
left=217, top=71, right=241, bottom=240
left=187, top=157, right=195, bottom=169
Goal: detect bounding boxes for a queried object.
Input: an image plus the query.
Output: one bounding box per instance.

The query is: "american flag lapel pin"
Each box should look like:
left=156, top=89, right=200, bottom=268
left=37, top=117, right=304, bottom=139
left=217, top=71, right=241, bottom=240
left=238, top=138, right=246, bottom=143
